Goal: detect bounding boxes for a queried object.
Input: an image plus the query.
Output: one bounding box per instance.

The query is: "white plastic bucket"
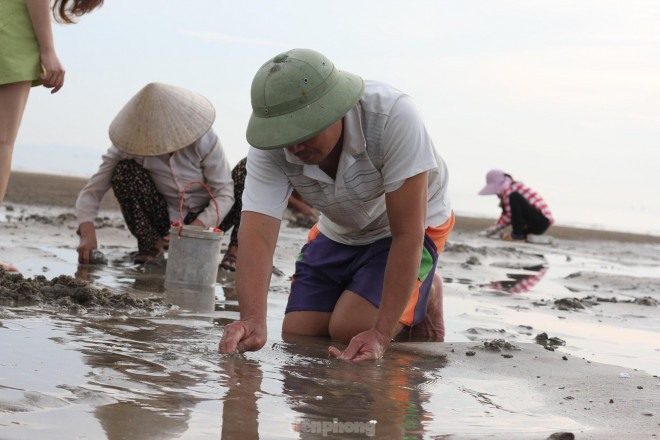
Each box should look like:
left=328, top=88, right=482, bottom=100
left=164, top=181, right=224, bottom=287
left=165, top=225, right=223, bottom=286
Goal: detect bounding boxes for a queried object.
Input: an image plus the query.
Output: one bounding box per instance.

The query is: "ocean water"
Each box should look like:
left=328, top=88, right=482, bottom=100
left=10, top=143, right=660, bottom=237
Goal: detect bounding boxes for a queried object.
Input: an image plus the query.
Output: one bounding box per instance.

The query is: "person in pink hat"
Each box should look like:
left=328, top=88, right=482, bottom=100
left=478, top=169, right=553, bottom=242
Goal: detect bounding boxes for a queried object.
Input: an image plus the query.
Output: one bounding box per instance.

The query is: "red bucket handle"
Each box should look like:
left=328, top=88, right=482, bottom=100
left=173, top=181, right=221, bottom=237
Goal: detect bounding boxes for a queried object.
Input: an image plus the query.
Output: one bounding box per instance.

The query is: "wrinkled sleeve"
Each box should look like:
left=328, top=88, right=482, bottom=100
left=197, top=132, right=235, bottom=228
left=242, top=148, right=292, bottom=220
left=75, top=146, right=125, bottom=224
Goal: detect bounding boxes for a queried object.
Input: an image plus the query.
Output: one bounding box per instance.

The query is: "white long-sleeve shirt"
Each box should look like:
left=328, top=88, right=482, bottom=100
left=76, top=128, right=234, bottom=228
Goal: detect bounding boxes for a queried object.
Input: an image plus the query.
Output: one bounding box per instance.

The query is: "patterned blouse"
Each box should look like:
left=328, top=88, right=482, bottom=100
left=495, top=181, right=554, bottom=229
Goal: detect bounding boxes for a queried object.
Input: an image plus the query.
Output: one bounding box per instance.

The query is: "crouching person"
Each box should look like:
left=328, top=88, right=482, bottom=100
left=219, top=49, right=454, bottom=362
left=75, top=83, right=240, bottom=265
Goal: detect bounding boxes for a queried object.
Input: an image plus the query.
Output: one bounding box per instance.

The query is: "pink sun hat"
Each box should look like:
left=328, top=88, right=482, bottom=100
left=478, top=169, right=511, bottom=195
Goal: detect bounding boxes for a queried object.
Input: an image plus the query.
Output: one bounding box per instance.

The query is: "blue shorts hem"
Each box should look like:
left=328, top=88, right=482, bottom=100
left=284, top=306, right=335, bottom=314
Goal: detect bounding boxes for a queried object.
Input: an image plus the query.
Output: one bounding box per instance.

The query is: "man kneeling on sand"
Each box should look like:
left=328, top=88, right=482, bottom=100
left=219, top=48, right=454, bottom=362
left=75, top=83, right=242, bottom=266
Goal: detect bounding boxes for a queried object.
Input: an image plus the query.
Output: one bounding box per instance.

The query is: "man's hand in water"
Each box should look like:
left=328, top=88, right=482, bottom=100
left=328, top=328, right=390, bottom=362
left=219, top=319, right=267, bottom=354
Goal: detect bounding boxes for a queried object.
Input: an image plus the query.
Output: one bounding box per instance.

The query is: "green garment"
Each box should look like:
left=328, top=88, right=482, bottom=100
left=0, top=0, right=43, bottom=86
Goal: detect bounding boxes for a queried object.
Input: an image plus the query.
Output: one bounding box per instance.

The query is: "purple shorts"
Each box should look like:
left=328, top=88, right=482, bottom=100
left=285, top=229, right=440, bottom=327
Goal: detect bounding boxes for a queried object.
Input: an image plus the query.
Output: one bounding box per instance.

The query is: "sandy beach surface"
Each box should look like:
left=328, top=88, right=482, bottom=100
left=1, top=171, right=659, bottom=440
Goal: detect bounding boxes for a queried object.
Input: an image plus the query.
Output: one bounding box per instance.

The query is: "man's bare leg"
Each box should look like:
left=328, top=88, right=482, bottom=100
left=409, top=273, right=445, bottom=341
left=329, top=291, right=405, bottom=343
left=282, top=291, right=386, bottom=343
left=282, top=310, right=332, bottom=337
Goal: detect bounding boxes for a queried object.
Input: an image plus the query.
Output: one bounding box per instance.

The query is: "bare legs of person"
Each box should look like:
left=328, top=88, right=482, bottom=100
left=134, top=236, right=167, bottom=263
left=0, top=262, right=17, bottom=271
left=282, top=290, right=387, bottom=343
left=408, top=273, right=445, bottom=341
left=281, top=272, right=445, bottom=344
left=0, top=261, right=18, bottom=272
left=0, top=81, right=32, bottom=272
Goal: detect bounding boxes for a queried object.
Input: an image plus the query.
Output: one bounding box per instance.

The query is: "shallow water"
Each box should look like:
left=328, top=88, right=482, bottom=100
left=0, top=305, right=584, bottom=439
left=2, top=215, right=660, bottom=438
left=1, top=251, right=592, bottom=440
left=441, top=238, right=660, bottom=375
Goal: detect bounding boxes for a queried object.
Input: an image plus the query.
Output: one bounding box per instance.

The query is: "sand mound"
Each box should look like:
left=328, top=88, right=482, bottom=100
left=0, top=267, right=168, bottom=314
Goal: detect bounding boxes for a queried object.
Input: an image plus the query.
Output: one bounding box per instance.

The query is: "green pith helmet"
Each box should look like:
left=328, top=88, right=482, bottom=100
left=246, top=48, right=365, bottom=150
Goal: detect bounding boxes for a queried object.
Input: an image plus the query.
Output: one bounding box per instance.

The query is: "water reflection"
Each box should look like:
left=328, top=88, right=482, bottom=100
left=47, top=258, right=448, bottom=438
left=4, top=298, right=581, bottom=439
left=485, top=265, right=549, bottom=294
left=76, top=259, right=225, bottom=314
left=211, top=336, right=449, bottom=439
left=219, top=358, right=261, bottom=439
left=74, top=257, right=166, bottom=292
left=74, top=314, right=221, bottom=440
left=163, top=285, right=216, bottom=314
left=63, top=257, right=227, bottom=439
left=95, top=402, right=188, bottom=440
left=275, top=336, right=446, bottom=439
left=75, top=262, right=108, bottom=281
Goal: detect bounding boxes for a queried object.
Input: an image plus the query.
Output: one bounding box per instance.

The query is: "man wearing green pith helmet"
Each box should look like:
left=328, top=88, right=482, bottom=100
left=218, top=48, right=454, bottom=362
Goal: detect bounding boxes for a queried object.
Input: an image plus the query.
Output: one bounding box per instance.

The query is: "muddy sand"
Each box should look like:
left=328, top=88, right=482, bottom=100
left=1, top=171, right=659, bottom=440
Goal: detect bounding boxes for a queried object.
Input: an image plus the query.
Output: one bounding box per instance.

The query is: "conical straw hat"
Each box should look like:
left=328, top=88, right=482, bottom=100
left=109, top=83, right=215, bottom=156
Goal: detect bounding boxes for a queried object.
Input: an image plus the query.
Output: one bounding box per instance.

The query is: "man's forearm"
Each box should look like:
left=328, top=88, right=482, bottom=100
left=235, top=246, right=271, bottom=323
left=234, top=212, right=281, bottom=322
left=375, top=234, right=423, bottom=338
left=378, top=171, right=429, bottom=339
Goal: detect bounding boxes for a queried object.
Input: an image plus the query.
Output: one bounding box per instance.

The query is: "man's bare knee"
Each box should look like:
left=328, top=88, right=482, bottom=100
left=328, top=322, right=358, bottom=343
left=282, top=311, right=331, bottom=337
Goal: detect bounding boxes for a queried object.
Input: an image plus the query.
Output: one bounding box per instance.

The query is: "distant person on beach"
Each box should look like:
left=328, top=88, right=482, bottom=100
left=218, top=48, right=454, bottom=362
left=75, top=82, right=243, bottom=267
left=0, top=0, right=103, bottom=272
left=477, top=169, right=553, bottom=242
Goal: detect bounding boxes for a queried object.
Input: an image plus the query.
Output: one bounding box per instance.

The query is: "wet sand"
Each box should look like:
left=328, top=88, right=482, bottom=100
left=1, top=171, right=660, bottom=439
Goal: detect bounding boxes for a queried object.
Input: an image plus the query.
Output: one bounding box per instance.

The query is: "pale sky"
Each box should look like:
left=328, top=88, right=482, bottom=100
left=14, top=0, right=660, bottom=234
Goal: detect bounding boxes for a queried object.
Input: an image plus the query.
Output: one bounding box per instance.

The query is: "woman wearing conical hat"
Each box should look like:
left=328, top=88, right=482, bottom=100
left=75, top=82, right=242, bottom=265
